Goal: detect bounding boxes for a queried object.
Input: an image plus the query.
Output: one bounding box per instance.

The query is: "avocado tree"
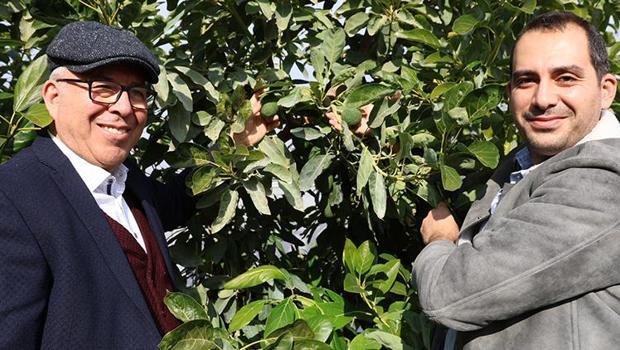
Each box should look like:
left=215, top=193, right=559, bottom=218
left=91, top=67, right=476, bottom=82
left=1, top=0, right=619, bottom=348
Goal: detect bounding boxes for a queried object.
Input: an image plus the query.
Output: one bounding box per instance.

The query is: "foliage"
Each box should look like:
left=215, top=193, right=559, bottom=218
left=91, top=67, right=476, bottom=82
left=160, top=240, right=431, bottom=350
left=1, top=0, right=619, bottom=348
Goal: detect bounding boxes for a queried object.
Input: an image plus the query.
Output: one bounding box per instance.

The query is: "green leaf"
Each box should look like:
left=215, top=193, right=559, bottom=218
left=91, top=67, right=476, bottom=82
left=411, top=132, right=436, bottom=146
left=293, top=339, right=331, bottom=350
left=343, top=273, right=363, bottom=293
left=259, top=135, right=291, bottom=167
left=290, top=127, right=325, bottom=141
left=275, top=2, right=293, bottom=31
left=365, top=330, right=404, bottom=350
left=223, top=265, right=287, bottom=289
left=176, top=66, right=219, bottom=103
left=168, top=102, right=192, bottom=142
left=440, top=164, right=462, bottom=191
left=243, top=178, right=271, bottom=215
left=344, top=12, right=369, bottom=36
left=343, top=84, right=394, bottom=109
left=467, top=141, right=500, bottom=168
left=22, top=103, right=51, bottom=127
left=452, top=14, right=479, bottom=35
left=257, top=0, right=276, bottom=19
left=158, top=320, right=225, bottom=350
left=229, top=300, right=267, bottom=332
left=414, top=181, right=440, bottom=207
left=264, top=298, right=297, bottom=337
left=367, top=15, right=388, bottom=36
left=278, top=86, right=313, bottom=108
left=430, top=82, right=457, bottom=100
left=210, top=189, right=239, bottom=233
left=154, top=65, right=170, bottom=106
left=278, top=179, right=304, bottom=211
left=166, top=143, right=211, bottom=168
left=190, top=166, right=217, bottom=195
left=192, top=111, right=212, bottom=126
left=13, top=55, right=47, bottom=112
left=368, top=171, right=387, bottom=219
left=305, top=317, right=333, bottom=342
left=397, top=28, right=441, bottom=49
left=169, top=327, right=230, bottom=350
left=204, top=118, right=225, bottom=142
left=356, top=148, right=374, bottom=194
left=164, top=292, right=208, bottom=322
left=310, top=48, right=326, bottom=84
left=265, top=163, right=293, bottom=183
left=521, top=0, right=537, bottom=14
left=300, top=154, right=334, bottom=191
left=349, top=334, right=381, bottom=350
left=168, top=72, right=193, bottom=112
left=354, top=241, right=376, bottom=275
left=319, top=28, right=346, bottom=65
left=374, top=259, right=401, bottom=294
left=447, top=106, right=469, bottom=126
left=342, top=239, right=357, bottom=273
left=273, top=333, right=294, bottom=350
left=269, top=319, right=315, bottom=339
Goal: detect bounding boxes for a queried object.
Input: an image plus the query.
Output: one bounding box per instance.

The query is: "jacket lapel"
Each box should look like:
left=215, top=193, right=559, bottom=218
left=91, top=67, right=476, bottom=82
left=460, top=150, right=518, bottom=236
left=31, top=136, right=158, bottom=332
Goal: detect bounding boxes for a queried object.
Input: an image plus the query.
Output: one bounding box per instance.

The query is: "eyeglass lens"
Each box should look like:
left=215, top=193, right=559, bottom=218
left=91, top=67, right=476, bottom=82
left=90, top=81, right=153, bottom=109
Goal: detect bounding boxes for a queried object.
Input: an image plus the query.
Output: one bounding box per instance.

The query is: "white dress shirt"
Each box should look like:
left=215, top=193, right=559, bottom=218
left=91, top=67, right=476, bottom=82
left=51, top=133, right=147, bottom=252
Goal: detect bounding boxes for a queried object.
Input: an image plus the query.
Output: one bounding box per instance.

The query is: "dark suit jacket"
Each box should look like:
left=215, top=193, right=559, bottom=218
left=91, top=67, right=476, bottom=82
left=0, top=136, right=194, bottom=349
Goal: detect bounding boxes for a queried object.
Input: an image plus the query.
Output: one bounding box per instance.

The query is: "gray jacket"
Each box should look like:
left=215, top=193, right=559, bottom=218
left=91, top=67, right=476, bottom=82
left=413, top=138, right=620, bottom=350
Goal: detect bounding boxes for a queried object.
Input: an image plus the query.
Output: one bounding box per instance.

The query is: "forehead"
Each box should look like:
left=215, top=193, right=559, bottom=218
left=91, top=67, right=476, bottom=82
left=512, top=24, right=592, bottom=72
left=81, top=63, right=147, bottom=85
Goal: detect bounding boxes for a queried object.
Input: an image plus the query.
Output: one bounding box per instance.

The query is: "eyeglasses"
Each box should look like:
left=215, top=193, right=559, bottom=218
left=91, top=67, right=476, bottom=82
left=56, top=79, right=156, bottom=110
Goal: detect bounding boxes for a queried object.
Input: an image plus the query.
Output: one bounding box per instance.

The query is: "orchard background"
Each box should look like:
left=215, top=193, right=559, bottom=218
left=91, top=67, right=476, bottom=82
left=1, top=0, right=619, bottom=349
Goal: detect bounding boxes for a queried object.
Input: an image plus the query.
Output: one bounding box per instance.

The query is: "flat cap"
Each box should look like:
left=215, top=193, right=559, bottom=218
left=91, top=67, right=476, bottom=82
left=46, top=21, right=160, bottom=83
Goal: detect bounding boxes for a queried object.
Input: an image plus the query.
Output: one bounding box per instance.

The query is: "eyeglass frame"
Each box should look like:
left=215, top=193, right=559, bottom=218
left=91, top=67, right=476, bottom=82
left=55, top=78, right=157, bottom=110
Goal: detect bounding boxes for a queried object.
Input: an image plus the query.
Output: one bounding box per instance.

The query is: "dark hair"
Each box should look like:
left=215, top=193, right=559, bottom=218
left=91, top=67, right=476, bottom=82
left=513, top=11, right=610, bottom=80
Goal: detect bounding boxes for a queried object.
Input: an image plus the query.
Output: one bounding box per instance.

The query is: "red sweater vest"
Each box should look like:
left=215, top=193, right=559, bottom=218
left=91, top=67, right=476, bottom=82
left=103, top=194, right=180, bottom=334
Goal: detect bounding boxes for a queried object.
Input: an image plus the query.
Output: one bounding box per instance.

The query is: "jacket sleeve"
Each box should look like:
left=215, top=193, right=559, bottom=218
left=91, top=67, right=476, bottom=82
left=413, top=148, right=620, bottom=331
left=0, top=190, right=49, bottom=349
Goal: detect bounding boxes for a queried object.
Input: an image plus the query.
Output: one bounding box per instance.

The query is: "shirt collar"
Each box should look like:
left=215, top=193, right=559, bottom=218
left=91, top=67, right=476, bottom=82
left=511, top=110, right=620, bottom=183
left=50, top=132, right=128, bottom=197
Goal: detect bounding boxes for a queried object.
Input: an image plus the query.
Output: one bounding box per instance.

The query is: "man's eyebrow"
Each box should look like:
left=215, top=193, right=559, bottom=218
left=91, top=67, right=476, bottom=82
left=551, top=65, right=585, bottom=76
left=511, top=70, right=536, bottom=79
left=511, top=65, right=586, bottom=80
left=90, top=75, right=146, bottom=86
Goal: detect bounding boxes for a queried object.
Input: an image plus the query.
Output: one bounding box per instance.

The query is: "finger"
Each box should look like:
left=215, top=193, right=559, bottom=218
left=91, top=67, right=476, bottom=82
left=265, top=119, right=281, bottom=132
left=328, top=118, right=343, bottom=131
left=251, top=92, right=262, bottom=115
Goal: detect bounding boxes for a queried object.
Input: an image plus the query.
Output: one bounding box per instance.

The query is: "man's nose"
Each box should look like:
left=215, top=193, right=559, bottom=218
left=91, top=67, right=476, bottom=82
left=532, top=79, right=559, bottom=111
left=108, top=90, right=134, bottom=116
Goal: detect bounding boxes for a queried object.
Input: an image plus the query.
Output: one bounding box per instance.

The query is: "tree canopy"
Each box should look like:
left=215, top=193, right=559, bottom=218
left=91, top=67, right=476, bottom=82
left=1, top=0, right=619, bottom=348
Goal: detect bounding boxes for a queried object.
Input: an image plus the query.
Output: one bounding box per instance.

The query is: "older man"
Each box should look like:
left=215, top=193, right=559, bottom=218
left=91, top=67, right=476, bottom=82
left=0, top=21, right=276, bottom=349
left=414, top=11, right=620, bottom=350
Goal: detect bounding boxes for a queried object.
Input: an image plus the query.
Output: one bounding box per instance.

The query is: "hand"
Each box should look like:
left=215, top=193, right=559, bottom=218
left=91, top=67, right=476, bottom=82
left=326, top=104, right=373, bottom=136
left=420, top=202, right=460, bottom=245
left=232, top=91, right=281, bottom=146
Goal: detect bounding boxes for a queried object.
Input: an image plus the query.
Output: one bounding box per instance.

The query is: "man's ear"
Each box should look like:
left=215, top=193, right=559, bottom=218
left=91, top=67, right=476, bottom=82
left=600, top=73, right=617, bottom=109
left=41, top=80, right=60, bottom=120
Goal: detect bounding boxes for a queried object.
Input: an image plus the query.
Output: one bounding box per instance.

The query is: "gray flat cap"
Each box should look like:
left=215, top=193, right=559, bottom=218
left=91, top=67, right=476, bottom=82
left=46, top=21, right=160, bottom=83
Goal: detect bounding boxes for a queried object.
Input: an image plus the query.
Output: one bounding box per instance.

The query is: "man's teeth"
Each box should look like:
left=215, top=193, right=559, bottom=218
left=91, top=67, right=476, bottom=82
left=101, top=126, right=127, bottom=135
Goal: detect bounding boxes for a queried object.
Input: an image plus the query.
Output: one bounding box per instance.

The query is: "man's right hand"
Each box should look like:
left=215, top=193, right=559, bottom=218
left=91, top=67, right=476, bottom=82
left=420, top=202, right=460, bottom=245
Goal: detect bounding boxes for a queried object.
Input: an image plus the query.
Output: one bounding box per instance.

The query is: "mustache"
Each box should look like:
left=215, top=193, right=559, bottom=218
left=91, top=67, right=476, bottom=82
left=523, top=107, right=571, bottom=120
